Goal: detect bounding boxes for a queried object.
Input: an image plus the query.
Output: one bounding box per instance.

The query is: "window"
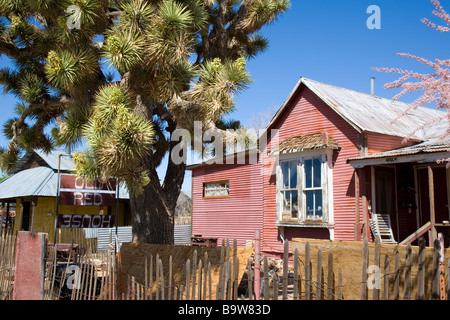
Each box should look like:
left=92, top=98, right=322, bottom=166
left=280, top=160, right=298, bottom=219
left=203, top=181, right=229, bottom=198
left=277, top=152, right=332, bottom=225
left=304, top=158, right=323, bottom=220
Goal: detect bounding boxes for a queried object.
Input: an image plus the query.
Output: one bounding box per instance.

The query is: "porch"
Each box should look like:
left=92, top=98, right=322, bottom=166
left=348, top=139, right=450, bottom=247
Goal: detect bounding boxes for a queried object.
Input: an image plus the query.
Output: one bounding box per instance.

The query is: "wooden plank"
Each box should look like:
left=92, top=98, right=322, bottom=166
left=404, top=243, right=411, bottom=300
left=282, top=240, right=288, bottom=300
left=337, top=267, right=343, bottom=300
left=393, top=251, right=399, bottom=300
left=428, top=165, right=437, bottom=243
left=263, top=255, right=269, bottom=299
left=305, top=242, right=311, bottom=300
left=447, top=259, right=450, bottom=301
left=294, top=248, right=299, bottom=300
left=373, top=237, right=380, bottom=300
left=327, top=252, right=334, bottom=300
left=417, top=238, right=425, bottom=300
left=432, top=239, right=440, bottom=300
left=361, top=237, right=368, bottom=300
left=316, top=249, right=322, bottom=300
left=399, top=222, right=432, bottom=245
left=247, top=258, right=253, bottom=300
left=185, top=258, right=190, bottom=300
left=383, top=255, right=389, bottom=300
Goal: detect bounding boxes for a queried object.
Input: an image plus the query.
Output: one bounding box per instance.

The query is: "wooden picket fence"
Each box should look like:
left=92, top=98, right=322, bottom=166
left=117, top=235, right=450, bottom=301
left=0, top=229, right=16, bottom=300
left=0, top=229, right=449, bottom=300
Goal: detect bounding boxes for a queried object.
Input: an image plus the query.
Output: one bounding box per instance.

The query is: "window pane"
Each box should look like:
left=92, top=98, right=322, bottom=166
left=314, top=190, right=323, bottom=218
left=305, top=159, right=312, bottom=188
left=283, top=191, right=291, bottom=213
left=281, top=162, right=289, bottom=189
left=313, top=159, right=321, bottom=188
left=291, top=190, right=298, bottom=218
left=306, top=190, right=314, bottom=218
left=289, top=161, right=297, bottom=189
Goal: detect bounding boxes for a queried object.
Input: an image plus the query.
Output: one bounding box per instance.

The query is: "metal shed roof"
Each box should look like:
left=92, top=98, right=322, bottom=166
left=13, top=149, right=75, bottom=173
left=0, top=166, right=57, bottom=199
left=0, top=149, right=130, bottom=200
left=268, top=77, right=446, bottom=141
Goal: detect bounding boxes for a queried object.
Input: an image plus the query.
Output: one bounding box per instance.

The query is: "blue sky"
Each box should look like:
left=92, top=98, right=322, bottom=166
left=0, top=0, right=449, bottom=194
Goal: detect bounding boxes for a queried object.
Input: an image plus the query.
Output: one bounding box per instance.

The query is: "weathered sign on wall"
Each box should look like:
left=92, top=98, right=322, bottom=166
left=59, top=174, right=116, bottom=206
left=57, top=214, right=113, bottom=228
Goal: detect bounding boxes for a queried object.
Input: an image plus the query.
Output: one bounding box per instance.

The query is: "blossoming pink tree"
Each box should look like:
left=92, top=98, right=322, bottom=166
left=376, top=0, right=450, bottom=149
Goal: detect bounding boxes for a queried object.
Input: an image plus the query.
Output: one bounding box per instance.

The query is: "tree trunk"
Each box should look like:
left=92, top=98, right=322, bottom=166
left=128, top=152, right=186, bottom=244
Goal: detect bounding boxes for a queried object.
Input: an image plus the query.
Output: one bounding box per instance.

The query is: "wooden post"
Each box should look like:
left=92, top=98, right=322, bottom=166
left=428, top=165, right=437, bottom=243
left=355, top=170, right=361, bottom=241
left=254, top=230, right=261, bottom=300
left=432, top=239, right=440, bottom=300
left=327, top=252, right=334, bottom=300
left=305, top=242, right=311, bottom=300
left=361, top=237, right=368, bottom=300
left=282, top=240, right=288, bottom=300
left=417, top=238, right=426, bottom=300
left=372, top=237, right=380, bottom=300
left=404, top=243, right=411, bottom=300
left=316, top=249, right=322, bottom=300
left=383, top=255, right=389, bottom=300
left=294, top=248, right=299, bottom=300
left=439, top=233, right=445, bottom=300
left=30, top=197, right=37, bottom=232
left=393, top=251, right=400, bottom=300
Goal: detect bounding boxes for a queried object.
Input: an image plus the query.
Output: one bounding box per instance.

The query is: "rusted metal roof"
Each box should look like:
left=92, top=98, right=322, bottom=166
left=267, top=77, right=446, bottom=140
left=348, top=137, right=450, bottom=168
left=274, top=132, right=340, bottom=155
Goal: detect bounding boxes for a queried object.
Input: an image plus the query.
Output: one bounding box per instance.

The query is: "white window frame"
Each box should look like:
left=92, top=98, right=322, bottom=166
left=276, top=149, right=334, bottom=227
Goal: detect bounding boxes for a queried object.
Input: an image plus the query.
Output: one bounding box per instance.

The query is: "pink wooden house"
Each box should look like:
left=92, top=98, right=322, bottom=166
left=187, top=77, right=449, bottom=257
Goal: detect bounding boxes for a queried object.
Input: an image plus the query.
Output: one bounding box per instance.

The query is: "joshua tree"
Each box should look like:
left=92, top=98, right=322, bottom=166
left=0, top=0, right=290, bottom=243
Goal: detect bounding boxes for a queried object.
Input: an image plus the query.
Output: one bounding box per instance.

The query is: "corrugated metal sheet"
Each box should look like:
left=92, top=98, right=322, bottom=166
left=0, top=150, right=130, bottom=200
left=267, top=77, right=446, bottom=141
left=96, top=226, right=133, bottom=251
left=349, top=137, right=450, bottom=162
left=0, top=166, right=57, bottom=199
left=191, top=156, right=263, bottom=249
left=174, top=224, right=191, bottom=245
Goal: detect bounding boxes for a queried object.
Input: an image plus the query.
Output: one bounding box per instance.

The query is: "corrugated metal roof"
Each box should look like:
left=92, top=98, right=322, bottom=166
left=0, top=166, right=57, bottom=199
left=0, top=149, right=130, bottom=199
left=267, top=77, right=446, bottom=140
left=13, top=149, right=75, bottom=173
left=348, top=138, right=450, bottom=162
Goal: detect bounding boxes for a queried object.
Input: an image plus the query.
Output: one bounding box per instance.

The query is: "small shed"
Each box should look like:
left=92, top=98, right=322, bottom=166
left=0, top=149, right=131, bottom=243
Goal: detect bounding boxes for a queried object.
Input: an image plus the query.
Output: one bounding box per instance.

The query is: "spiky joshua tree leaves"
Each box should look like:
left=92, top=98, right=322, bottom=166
left=0, top=0, right=290, bottom=244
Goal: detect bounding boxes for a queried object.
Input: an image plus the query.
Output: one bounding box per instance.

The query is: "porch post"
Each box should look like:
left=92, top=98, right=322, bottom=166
left=428, top=165, right=437, bottom=243
left=354, top=169, right=361, bottom=241
left=30, top=196, right=37, bottom=232
left=360, top=169, right=370, bottom=240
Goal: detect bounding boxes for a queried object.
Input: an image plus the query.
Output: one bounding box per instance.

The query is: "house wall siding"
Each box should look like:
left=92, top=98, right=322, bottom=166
left=262, top=86, right=364, bottom=254
left=191, top=159, right=263, bottom=248
left=367, top=132, right=411, bottom=154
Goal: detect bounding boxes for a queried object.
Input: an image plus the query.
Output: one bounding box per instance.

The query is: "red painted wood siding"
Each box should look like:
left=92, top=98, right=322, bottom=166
left=261, top=86, right=413, bottom=254
left=367, top=132, right=414, bottom=154
left=191, top=158, right=263, bottom=248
